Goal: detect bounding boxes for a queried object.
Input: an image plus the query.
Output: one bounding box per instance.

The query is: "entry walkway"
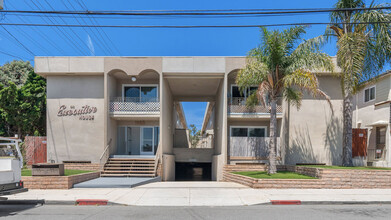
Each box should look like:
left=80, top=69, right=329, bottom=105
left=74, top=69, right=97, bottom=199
left=5, top=182, right=391, bottom=206
left=73, top=177, right=161, bottom=188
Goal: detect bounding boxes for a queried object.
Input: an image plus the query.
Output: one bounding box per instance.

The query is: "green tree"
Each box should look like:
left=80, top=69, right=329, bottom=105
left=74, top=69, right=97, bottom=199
left=188, top=124, right=201, bottom=148
left=0, top=71, right=46, bottom=138
left=0, top=60, right=33, bottom=87
left=327, top=0, right=391, bottom=166
left=237, top=26, right=334, bottom=174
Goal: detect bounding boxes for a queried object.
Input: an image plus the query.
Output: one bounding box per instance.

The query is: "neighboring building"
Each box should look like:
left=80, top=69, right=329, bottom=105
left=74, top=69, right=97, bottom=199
left=353, top=71, right=391, bottom=167
left=35, top=56, right=344, bottom=181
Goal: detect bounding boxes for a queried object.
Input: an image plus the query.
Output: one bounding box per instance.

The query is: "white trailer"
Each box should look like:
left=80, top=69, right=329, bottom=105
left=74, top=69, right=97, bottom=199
left=0, top=137, right=27, bottom=196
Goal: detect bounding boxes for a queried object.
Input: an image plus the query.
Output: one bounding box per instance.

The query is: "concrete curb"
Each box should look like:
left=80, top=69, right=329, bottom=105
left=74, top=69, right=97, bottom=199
left=255, top=201, right=391, bottom=206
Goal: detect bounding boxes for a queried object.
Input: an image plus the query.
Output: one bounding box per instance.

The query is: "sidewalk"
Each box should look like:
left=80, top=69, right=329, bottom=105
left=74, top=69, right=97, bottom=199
left=4, top=182, right=391, bottom=206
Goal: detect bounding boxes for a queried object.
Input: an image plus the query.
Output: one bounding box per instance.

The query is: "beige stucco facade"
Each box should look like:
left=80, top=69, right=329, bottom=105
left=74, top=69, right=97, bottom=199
left=37, top=56, right=349, bottom=181
left=353, top=73, right=391, bottom=167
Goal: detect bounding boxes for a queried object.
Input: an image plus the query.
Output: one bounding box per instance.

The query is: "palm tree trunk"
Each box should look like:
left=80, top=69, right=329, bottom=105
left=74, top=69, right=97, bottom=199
left=342, top=92, right=353, bottom=167
left=268, top=97, right=277, bottom=174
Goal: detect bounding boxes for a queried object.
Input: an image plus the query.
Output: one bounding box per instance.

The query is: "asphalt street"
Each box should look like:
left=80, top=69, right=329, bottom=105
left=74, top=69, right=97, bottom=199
left=1, top=204, right=390, bottom=220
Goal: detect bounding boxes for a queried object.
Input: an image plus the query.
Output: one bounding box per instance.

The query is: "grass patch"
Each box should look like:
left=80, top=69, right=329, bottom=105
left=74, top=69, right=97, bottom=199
left=21, top=169, right=93, bottom=176
left=298, top=165, right=391, bottom=170
left=233, top=171, right=316, bottom=179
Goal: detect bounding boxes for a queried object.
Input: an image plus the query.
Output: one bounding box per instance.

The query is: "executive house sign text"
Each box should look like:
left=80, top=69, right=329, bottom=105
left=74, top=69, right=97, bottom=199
left=57, top=105, right=97, bottom=120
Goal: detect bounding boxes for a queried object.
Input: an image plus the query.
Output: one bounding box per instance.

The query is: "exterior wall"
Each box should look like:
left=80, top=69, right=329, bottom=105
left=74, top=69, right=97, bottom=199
left=285, top=75, right=344, bottom=165
left=107, top=75, right=118, bottom=155
left=173, top=148, right=214, bottom=163
left=161, top=78, right=175, bottom=180
left=46, top=75, right=105, bottom=164
left=374, top=75, right=391, bottom=102
left=212, top=79, right=226, bottom=180
left=353, top=74, right=391, bottom=167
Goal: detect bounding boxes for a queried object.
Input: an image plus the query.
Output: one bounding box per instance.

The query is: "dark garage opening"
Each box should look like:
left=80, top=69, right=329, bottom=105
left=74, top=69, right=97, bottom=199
left=175, top=162, right=212, bottom=181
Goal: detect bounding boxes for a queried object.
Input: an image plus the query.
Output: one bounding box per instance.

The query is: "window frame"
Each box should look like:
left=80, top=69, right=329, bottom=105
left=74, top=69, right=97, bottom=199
left=230, top=84, right=258, bottom=98
left=363, top=86, right=376, bottom=103
left=122, top=84, right=159, bottom=102
left=230, top=126, right=268, bottom=138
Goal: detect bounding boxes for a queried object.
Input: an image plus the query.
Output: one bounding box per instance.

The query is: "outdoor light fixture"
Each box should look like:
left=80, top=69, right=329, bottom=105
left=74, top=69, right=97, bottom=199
left=131, top=76, right=137, bottom=82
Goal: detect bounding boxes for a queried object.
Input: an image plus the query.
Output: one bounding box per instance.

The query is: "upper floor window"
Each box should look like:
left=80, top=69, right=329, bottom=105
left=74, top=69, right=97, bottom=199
left=231, top=85, right=258, bottom=98
left=123, top=85, right=158, bottom=102
left=364, top=86, right=375, bottom=102
left=231, top=126, right=267, bottom=137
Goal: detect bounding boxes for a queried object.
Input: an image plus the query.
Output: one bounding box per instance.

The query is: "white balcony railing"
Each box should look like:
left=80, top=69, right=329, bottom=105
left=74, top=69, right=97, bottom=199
left=109, top=97, right=160, bottom=114
left=229, top=137, right=280, bottom=159
left=228, top=97, right=282, bottom=114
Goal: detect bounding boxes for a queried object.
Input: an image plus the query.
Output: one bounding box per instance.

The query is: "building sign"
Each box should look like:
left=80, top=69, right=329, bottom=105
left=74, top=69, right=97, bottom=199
left=57, top=105, right=97, bottom=120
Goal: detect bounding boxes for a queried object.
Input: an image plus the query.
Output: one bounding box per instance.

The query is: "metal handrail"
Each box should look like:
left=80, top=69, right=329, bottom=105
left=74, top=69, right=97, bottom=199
left=99, top=138, right=112, bottom=165
left=153, top=142, right=161, bottom=176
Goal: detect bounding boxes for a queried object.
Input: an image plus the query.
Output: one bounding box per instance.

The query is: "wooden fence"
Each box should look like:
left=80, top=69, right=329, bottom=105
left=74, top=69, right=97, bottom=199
left=24, top=136, right=47, bottom=165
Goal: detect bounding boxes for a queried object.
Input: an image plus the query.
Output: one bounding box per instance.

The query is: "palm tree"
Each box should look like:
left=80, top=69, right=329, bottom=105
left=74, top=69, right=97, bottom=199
left=327, top=0, right=391, bottom=166
left=237, top=26, right=334, bottom=174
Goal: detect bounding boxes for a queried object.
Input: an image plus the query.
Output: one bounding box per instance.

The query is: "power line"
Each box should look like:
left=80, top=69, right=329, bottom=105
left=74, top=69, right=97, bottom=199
left=30, top=0, right=87, bottom=56
left=0, top=7, right=390, bottom=16
left=0, top=50, right=32, bottom=60
left=75, top=0, right=121, bottom=55
left=64, top=0, right=114, bottom=55
left=0, top=21, right=389, bottom=29
left=0, top=26, right=35, bottom=56
left=6, top=1, right=66, bottom=55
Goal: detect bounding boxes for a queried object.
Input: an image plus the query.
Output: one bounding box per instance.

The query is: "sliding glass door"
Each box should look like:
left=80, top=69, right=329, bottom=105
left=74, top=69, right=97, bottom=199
left=141, top=127, right=154, bottom=155
left=123, top=85, right=158, bottom=102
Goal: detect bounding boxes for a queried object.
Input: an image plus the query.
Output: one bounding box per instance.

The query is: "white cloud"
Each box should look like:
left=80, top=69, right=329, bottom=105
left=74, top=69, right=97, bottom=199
left=87, top=34, right=95, bottom=56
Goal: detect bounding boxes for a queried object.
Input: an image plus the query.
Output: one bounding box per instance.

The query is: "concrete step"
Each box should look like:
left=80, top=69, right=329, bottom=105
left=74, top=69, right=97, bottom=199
left=107, top=161, right=155, bottom=164
left=105, top=163, right=154, bottom=166
left=104, top=167, right=154, bottom=170
left=102, top=170, right=155, bottom=174
left=100, top=173, right=156, bottom=177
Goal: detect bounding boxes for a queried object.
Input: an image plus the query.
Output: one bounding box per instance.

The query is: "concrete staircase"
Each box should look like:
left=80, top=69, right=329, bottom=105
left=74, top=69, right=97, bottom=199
left=101, top=158, right=156, bottom=177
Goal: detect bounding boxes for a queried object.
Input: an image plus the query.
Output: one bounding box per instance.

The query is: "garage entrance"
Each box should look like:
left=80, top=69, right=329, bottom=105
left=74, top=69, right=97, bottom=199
left=175, top=162, right=212, bottom=181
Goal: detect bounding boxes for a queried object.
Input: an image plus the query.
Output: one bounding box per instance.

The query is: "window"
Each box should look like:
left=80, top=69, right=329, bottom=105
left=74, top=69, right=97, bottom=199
left=123, top=85, right=158, bottom=102
left=364, top=86, right=375, bottom=102
left=231, top=85, right=258, bottom=98
left=231, top=127, right=267, bottom=137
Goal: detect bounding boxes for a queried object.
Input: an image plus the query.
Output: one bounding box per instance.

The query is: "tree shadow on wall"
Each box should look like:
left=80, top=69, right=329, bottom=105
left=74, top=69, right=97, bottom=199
left=248, top=137, right=268, bottom=158
left=285, top=124, right=317, bottom=165
left=323, top=112, right=343, bottom=165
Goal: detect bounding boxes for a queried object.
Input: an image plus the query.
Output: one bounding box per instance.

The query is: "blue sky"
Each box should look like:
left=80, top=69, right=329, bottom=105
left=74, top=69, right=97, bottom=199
left=0, top=0, right=388, bottom=130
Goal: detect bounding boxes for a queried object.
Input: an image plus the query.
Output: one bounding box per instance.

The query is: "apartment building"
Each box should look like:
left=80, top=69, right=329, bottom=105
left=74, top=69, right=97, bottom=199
left=35, top=56, right=344, bottom=181
left=353, top=71, right=391, bottom=167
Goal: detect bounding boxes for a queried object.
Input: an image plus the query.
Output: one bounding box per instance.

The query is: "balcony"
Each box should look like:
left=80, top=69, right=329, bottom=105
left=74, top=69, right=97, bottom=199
left=228, top=137, right=281, bottom=161
left=109, top=97, right=160, bottom=115
left=228, top=97, right=282, bottom=114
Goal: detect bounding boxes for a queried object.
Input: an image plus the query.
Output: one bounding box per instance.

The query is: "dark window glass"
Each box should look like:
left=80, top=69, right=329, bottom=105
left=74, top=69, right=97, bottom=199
left=232, top=86, right=244, bottom=98
left=249, top=128, right=265, bottom=137
left=364, top=87, right=375, bottom=102
left=231, top=128, right=248, bottom=137
left=370, top=87, right=375, bottom=100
